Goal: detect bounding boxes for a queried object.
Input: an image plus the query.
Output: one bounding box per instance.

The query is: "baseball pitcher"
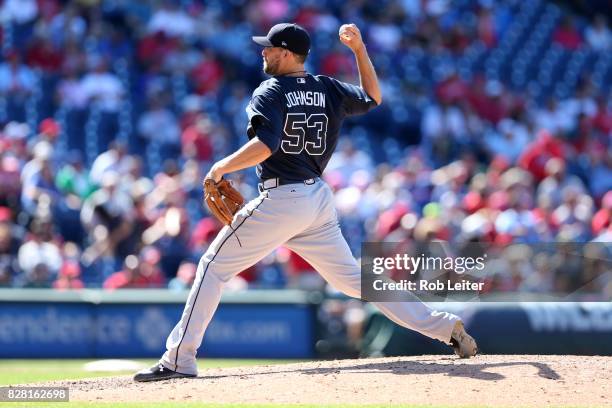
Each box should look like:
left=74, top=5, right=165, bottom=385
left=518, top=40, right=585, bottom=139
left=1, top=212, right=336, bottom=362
left=134, top=22, right=477, bottom=382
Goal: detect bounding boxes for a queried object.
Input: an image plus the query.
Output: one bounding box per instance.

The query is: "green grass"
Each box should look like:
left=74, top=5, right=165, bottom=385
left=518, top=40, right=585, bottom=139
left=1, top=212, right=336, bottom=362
left=0, top=359, right=300, bottom=386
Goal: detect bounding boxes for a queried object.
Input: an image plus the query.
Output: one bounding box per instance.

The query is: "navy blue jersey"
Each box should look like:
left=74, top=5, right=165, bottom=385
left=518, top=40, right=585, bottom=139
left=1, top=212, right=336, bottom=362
left=245, top=74, right=378, bottom=181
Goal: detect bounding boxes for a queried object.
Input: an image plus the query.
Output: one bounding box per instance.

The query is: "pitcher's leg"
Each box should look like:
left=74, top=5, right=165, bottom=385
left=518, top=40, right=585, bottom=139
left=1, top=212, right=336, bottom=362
left=160, top=250, right=225, bottom=375
left=285, top=222, right=458, bottom=343
left=161, top=192, right=297, bottom=374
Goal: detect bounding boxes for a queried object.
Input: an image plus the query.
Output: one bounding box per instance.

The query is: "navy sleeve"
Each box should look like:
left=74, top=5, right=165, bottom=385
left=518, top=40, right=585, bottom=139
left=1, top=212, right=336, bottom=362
left=245, top=81, right=285, bottom=153
left=328, top=77, right=378, bottom=116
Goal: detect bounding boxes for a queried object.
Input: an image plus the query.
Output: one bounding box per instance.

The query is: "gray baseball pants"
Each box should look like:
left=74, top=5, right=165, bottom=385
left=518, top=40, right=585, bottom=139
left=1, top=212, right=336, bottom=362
left=160, top=179, right=459, bottom=375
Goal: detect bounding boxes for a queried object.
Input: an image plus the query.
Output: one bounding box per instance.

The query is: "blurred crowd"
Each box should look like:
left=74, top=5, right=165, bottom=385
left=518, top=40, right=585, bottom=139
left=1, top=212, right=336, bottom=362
left=0, top=0, right=610, bottom=295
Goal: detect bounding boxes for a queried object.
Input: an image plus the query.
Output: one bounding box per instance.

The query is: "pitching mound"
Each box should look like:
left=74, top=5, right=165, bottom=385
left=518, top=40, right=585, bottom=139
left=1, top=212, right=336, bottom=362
left=44, top=355, right=610, bottom=407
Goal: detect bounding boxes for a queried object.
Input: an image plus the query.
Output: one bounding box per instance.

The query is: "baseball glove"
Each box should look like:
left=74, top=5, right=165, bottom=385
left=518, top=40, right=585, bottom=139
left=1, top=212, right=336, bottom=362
left=203, top=178, right=245, bottom=225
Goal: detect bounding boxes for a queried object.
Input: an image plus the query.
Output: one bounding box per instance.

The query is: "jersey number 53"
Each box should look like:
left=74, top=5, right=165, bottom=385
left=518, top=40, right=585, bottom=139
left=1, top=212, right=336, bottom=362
left=281, top=113, right=328, bottom=155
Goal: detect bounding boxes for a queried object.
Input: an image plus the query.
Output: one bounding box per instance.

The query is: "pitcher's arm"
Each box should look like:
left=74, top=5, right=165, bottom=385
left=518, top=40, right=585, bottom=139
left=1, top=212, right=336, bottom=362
left=206, top=138, right=272, bottom=182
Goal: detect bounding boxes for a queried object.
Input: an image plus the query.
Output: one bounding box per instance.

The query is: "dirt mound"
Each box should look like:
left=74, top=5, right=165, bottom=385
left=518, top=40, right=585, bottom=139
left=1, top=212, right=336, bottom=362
left=42, top=355, right=610, bottom=407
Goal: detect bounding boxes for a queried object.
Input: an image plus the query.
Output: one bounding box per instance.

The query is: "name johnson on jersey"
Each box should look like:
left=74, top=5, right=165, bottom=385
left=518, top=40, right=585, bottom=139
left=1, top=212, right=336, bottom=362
left=285, top=91, right=326, bottom=108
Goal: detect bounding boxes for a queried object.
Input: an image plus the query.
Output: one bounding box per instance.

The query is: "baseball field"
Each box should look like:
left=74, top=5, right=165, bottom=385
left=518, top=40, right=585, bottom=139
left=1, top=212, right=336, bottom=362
left=4, top=355, right=611, bottom=408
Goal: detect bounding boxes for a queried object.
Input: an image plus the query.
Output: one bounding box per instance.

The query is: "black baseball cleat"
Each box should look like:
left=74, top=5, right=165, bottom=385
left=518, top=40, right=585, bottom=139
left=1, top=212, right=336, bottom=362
left=133, top=363, right=197, bottom=382
left=449, top=321, right=478, bottom=358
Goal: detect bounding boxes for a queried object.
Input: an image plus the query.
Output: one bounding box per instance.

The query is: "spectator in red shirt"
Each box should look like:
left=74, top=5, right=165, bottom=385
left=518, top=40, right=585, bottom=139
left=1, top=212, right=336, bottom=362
left=25, top=36, right=63, bottom=73
left=592, top=96, right=611, bottom=135
left=320, top=46, right=354, bottom=78
left=278, top=247, right=324, bottom=290
left=375, top=202, right=411, bottom=240
left=189, top=217, right=222, bottom=254
left=53, top=260, right=84, bottom=290
left=103, top=253, right=165, bottom=289
left=191, top=51, right=223, bottom=95
left=592, top=191, right=612, bottom=236
left=103, top=255, right=138, bottom=289
left=137, top=31, right=178, bottom=66
left=435, top=72, right=470, bottom=104
left=553, top=16, right=583, bottom=50
left=518, top=130, right=566, bottom=181
left=467, top=78, right=507, bottom=124
left=293, top=5, right=321, bottom=32
left=181, top=115, right=213, bottom=162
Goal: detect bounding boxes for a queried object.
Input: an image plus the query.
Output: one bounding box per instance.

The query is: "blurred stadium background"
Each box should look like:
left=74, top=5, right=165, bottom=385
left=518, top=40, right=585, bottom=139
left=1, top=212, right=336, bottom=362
left=0, top=0, right=611, bottom=361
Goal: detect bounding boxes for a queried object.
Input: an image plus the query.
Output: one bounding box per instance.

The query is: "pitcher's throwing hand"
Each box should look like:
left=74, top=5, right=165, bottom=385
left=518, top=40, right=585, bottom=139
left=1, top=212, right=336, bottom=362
left=339, top=23, right=364, bottom=52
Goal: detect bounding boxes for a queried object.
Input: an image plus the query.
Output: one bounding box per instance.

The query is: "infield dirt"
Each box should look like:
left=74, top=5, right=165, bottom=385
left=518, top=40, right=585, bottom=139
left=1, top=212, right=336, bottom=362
left=41, top=355, right=611, bottom=407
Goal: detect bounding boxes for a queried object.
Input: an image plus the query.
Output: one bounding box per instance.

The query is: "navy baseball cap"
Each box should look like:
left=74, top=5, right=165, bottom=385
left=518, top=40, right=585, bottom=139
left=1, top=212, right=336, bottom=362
left=252, top=23, right=311, bottom=55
